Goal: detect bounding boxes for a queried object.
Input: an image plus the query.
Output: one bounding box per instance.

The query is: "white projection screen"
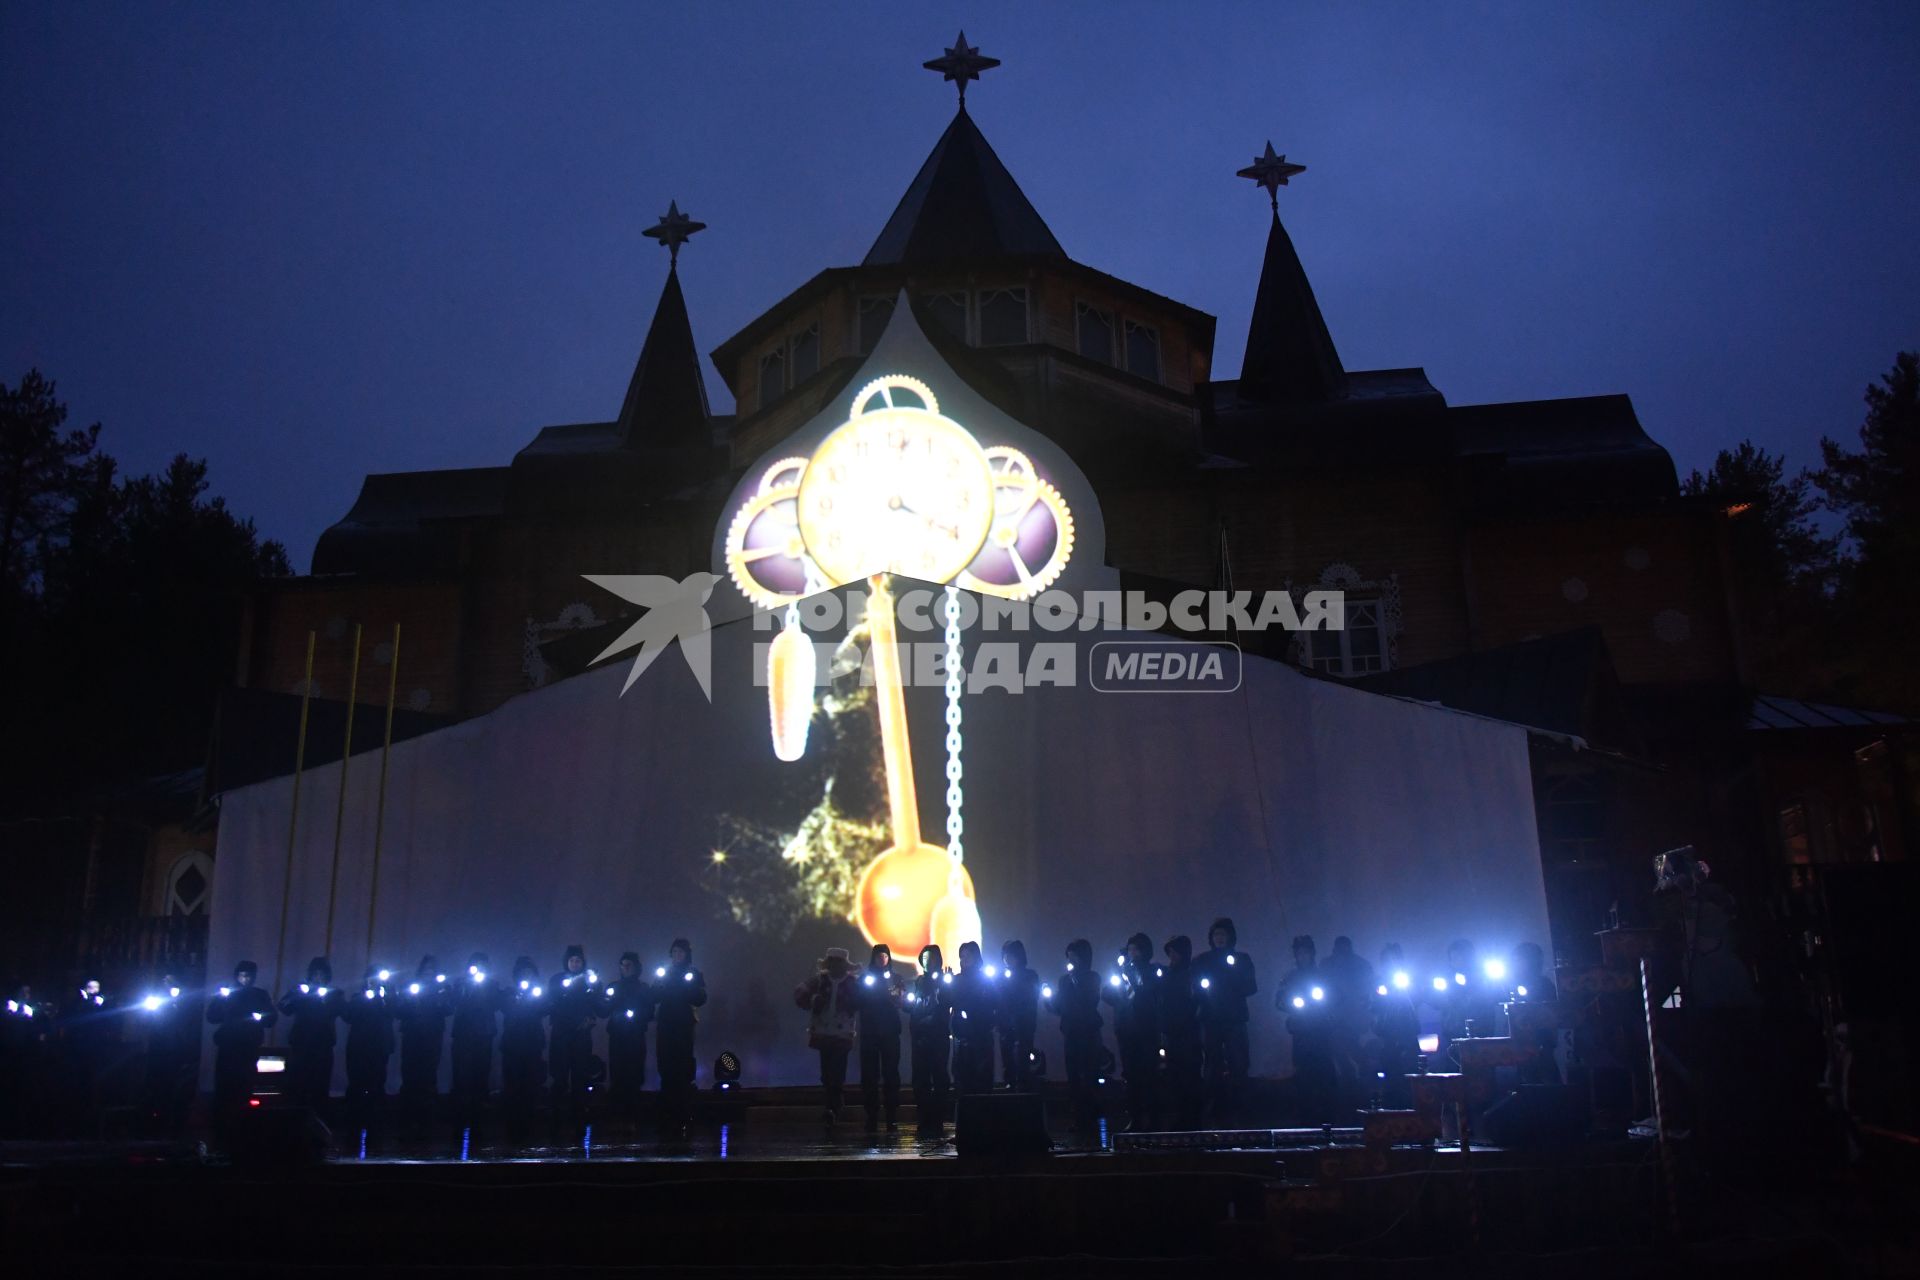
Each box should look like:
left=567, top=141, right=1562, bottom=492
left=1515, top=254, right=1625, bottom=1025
left=210, top=585, right=1550, bottom=1089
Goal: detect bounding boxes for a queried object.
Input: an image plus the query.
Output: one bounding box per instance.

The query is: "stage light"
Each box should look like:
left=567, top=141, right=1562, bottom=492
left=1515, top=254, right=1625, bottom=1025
left=1200, top=978, right=1211, bottom=990
left=656, top=967, right=667, bottom=978
left=1291, top=996, right=1305, bottom=1009
left=605, top=986, right=615, bottom=996
left=364, top=989, right=375, bottom=1000
left=1454, top=973, right=1467, bottom=986
left=142, top=994, right=164, bottom=1012
left=984, top=964, right=998, bottom=978
left=1042, top=985, right=1054, bottom=1000
left=250, top=1012, right=263, bottom=1022
left=435, top=974, right=447, bottom=984
left=317, top=987, right=328, bottom=997
left=532, top=986, right=544, bottom=998
left=1516, top=985, right=1529, bottom=998
left=1432, top=976, right=1448, bottom=992
left=1376, top=984, right=1388, bottom=997
left=169, top=987, right=180, bottom=997
left=1393, top=971, right=1411, bottom=991
left=378, top=969, right=391, bottom=982
left=408, top=983, right=422, bottom=995
left=299, top=984, right=310, bottom=994
left=519, top=980, right=530, bottom=990
left=715, top=1051, right=742, bottom=1087
left=1310, top=986, right=1324, bottom=1002
left=1109, top=975, right=1123, bottom=988
left=625, top=1010, right=635, bottom=1019
left=1483, top=958, right=1507, bottom=982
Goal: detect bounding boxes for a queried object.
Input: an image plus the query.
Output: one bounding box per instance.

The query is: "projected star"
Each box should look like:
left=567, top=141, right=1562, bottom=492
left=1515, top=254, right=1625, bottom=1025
left=1237, top=142, right=1307, bottom=210
left=923, top=32, right=1000, bottom=106
left=642, top=200, right=706, bottom=265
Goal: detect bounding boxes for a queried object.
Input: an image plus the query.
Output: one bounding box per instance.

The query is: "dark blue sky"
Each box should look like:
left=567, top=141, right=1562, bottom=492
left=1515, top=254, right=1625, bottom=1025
left=5, top=3, right=1916, bottom=562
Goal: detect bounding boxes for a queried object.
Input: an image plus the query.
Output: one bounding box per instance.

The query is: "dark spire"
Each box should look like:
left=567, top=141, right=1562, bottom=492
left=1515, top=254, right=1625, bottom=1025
left=1236, top=143, right=1344, bottom=403
left=618, top=263, right=710, bottom=443
left=863, top=108, right=1064, bottom=267
left=923, top=31, right=999, bottom=108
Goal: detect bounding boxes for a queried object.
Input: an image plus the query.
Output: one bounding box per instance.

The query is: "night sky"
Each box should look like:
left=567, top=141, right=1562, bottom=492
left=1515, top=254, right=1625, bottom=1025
left=4, top=3, right=1916, bottom=563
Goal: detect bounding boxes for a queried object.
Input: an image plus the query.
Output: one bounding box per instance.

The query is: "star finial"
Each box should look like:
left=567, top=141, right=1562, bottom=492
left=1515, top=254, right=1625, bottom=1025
left=923, top=31, right=999, bottom=107
left=642, top=200, right=706, bottom=266
left=1236, top=142, right=1307, bottom=212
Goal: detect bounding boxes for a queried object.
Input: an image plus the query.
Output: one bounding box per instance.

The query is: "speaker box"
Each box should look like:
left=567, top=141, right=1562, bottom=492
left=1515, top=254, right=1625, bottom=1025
left=1480, top=1085, right=1586, bottom=1149
left=953, top=1091, right=1049, bottom=1157
left=234, top=1104, right=332, bottom=1167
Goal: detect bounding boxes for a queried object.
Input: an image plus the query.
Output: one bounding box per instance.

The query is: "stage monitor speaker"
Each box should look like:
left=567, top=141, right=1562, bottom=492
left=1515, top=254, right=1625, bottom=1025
left=953, top=1091, right=1048, bottom=1157
left=234, top=1105, right=332, bottom=1167
left=1480, top=1084, right=1586, bottom=1149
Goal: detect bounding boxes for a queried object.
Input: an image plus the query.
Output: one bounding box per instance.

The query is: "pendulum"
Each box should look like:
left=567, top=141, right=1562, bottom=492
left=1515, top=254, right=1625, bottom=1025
left=767, top=604, right=815, bottom=762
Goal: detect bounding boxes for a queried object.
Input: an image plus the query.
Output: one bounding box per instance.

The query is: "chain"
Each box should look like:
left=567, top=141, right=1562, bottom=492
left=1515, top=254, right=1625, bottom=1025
left=942, top=585, right=964, bottom=867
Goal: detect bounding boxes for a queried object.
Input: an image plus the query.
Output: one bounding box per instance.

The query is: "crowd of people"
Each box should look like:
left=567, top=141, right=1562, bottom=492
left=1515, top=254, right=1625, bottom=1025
left=1, top=917, right=1559, bottom=1146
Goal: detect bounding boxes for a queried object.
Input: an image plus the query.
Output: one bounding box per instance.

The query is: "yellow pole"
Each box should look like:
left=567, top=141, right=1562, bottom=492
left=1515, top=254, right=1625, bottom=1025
left=365, top=622, right=401, bottom=966
left=271, top=631, right=316, bottom=1002
left=323, top=623, right=362, bottom=954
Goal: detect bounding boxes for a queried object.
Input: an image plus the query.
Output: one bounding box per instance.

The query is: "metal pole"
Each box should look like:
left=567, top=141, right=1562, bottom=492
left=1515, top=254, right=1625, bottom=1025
left=271, top=631, right=316, bottom=1002
left=323, top=623, right=362, bottom=954
left=1640, top=956, right=1682, bottom=1236
left=365, top=622, right=400, bottom=966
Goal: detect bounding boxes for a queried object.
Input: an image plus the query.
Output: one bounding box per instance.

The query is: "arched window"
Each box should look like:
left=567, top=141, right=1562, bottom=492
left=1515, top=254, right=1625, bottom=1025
left=166, top=851, right=213, bottom=917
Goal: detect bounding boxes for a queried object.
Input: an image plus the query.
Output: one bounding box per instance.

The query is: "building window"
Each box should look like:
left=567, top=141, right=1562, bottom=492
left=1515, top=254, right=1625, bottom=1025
left=166, top=851, right=213, bottom=917
left=1125, top=320, right=1160, bottom=381
left=790, top=324, right=819, bottom=384
left=1306, top=597, right=1386, bottom=677
left=978, top=288, right=1028, bottom=346
left=923, top=292, right=968, bottom=342
left=859, top=295, right=895, bottom=353
left=1076, top=302, right=1114, bottom=364
left=757, top=347, right=785, bottom=412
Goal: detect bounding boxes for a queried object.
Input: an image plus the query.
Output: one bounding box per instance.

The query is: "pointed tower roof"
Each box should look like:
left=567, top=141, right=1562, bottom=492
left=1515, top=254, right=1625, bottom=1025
left=617, top=263, right=711, bottom=443
left=1235, top=143, right=1345, bottom=403
left=864, top=108, right=1065, bottom=267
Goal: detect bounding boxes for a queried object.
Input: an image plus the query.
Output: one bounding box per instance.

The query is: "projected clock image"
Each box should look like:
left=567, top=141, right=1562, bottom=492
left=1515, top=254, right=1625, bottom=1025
left=720, top=373, right=1077, bottom=962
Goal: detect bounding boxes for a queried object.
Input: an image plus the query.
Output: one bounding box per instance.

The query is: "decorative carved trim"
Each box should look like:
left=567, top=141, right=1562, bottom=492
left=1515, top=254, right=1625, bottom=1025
left=1283, top=563, right=1403, bottom=671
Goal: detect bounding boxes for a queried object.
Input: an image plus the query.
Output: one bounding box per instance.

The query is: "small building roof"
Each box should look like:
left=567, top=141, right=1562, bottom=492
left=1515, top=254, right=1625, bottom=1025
left=864, top=106, right=1065, bottom=267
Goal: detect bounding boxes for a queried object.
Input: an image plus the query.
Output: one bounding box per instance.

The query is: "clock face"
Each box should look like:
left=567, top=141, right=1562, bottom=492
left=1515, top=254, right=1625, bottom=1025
left=796, top=397, right=996, bottom=585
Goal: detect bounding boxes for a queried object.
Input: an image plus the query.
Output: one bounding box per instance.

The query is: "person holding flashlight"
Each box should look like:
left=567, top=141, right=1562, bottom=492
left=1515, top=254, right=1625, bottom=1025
left=451, top=951, right=506, bottom=1130
left=653, top=938, right=706, bottom=1140
left=855, top=944, right=904, bottom=1133
left=1369, top=943, right=1420, bottom=1107
left=396, top=954, right=454, bottom=1133
left=948, top=941, right=1001, bottom=1098
left=341, top=964, right=394, bottom=1127
left=1048, top=938, right=1106, bottom=1136
left=603, top=951, right=654, bottom=1126
left=206, top=960, right=275, bottom=1135
left=1193, top=916, right=1258, bottom=1122
left=500, top=956, right=547, bottom=1143
left=546, top=944, right=599, bottom=1133
left=1102, top=932, right=1159, bottom=1131
left=997, top=940, right=1042, bottom=1091
left=1157, top=935, right=1204, bottom=1129
left=796, top=947, right=859, bottom=1126
left=1280, top=935, right=1336, bottom=1124
left=908, top=944, right=953, bottom=1141
left=140, top=970, right=197, bottom=1135
left=279, top=956, right=345, bottom=1113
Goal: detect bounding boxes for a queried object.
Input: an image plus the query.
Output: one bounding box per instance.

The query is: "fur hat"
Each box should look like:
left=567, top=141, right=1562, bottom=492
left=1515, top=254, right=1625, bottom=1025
left=1209, top=917, right=1237, bottom=948
left=234, top=960, right=258, bottom=979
